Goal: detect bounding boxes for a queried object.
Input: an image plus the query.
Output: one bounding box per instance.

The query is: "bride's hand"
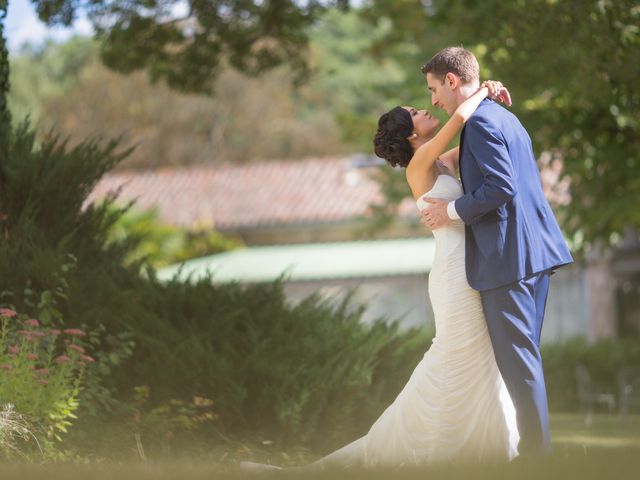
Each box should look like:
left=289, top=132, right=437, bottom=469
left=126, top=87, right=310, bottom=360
left=482, top=80, right=512, bottom=107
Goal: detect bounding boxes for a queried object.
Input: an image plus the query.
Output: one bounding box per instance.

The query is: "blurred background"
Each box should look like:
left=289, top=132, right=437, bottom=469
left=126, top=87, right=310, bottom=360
left=0, top=0, right=639, bottom=469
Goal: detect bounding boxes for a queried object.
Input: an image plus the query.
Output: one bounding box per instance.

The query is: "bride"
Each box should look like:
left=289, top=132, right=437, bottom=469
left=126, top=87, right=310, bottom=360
left=242, top=81, right=519, bottom=471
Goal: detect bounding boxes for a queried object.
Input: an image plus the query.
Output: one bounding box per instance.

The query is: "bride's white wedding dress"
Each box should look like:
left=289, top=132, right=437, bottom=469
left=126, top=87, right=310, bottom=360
left=242, top=174, right=519, bottom=471
left=310, top=174, right=519, bottom=468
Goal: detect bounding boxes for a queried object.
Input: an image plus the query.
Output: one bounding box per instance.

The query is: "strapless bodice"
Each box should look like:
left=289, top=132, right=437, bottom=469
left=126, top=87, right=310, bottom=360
left=415, top=174, right=464, bottom=210
left=416, top=175, right=465, bottom=249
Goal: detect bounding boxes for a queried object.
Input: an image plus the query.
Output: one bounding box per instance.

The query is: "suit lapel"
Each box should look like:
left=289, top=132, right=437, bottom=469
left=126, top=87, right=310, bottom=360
left=459, top=125, right=467, bottom=193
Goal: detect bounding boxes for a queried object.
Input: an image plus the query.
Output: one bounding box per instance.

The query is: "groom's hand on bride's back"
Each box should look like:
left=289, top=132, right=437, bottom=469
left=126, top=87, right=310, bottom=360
left=420, top=198, right=451, bottom=230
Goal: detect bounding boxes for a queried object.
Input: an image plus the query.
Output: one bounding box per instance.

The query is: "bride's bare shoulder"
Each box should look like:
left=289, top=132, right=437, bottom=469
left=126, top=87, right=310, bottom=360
left=406, top=161, right=438, bottom=200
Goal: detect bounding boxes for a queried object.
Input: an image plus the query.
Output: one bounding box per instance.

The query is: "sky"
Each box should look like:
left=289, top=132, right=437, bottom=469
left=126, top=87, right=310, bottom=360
left=5, top=0, right=192, bottom=53
left=5, top=0, right=93, bottom=53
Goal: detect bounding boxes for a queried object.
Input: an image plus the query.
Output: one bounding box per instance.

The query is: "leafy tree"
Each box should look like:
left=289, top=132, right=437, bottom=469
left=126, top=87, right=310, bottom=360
left=9, top=38, right=350, bottom=168
left=8, top=8, right=435, bottom=166
left=369, top=0, right=640, bottom=247
left=16, top=0, right=640, bottom=246
left=0, top=1, right=9, bottom=140
left=8, top=37, right=95, bottom=123
left=106, top=204, right=242, bottom=267
left=303, top=9, right=415, bottom=150
left=1, top=1, right=11, bottom=226
left=31, top=0, right=350, bottom=94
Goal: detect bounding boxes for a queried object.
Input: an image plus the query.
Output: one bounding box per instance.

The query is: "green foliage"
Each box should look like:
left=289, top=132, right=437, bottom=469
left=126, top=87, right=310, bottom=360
left=107, top=205, right=242, bottom=268
left=0, top=117, right=430, bottom=455
left=0, top=121, right=134, bottom=327
left=6, top=6, right=639, bottom=457
left=7, top=37, right=96, bottom=124
left=376, top=0, right=640, bottom=247
left=2, top=444, right=640, bottom=478
left=122, top=385, right=219, bottom=458
left=0, top=305, right=92, bottom=451
left=0, top=121, right=127, bottom=244
left=15, top=1, right=640, bottom=246
left=357, top=166, right=411, bottom=236
left=118, top=277, right=431, bottom=451
left=30, top=0, right=351, bottom=94
left=305, top=9, right=416, bottom=150
left=0, top=1, right=10, bottom=163
left=0, top=119, right=144, bottom=420
left=543, top=337, right=640, bottom=412
left=8, top=38, right=350, bottom=168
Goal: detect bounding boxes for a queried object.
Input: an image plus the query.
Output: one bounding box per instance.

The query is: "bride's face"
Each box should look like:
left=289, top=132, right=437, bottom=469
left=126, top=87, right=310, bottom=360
left=402, top=107, right=440, bottom=139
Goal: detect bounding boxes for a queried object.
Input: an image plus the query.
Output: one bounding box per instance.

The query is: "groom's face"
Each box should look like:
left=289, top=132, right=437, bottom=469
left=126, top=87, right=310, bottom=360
left=426, top=73, right=457, bottom=116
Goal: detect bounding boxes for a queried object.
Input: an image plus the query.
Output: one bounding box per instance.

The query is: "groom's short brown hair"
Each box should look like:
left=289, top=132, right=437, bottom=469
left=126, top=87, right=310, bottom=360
left=421, top=47, right=479, bottom=84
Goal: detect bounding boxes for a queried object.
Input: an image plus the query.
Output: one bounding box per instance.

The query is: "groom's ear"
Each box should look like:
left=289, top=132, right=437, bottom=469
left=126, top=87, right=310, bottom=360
left=445, top=72, right=459, bottom=90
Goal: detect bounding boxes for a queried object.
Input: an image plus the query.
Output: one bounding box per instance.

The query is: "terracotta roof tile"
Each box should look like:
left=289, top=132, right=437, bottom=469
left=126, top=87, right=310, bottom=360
left=89, top=156, right=413, bottom=229
left=89, top=154, right=567, bottom=230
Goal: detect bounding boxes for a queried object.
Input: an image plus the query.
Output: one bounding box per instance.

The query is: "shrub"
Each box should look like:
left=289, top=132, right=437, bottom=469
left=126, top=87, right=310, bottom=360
left=543, top=337, right=640, bottom=412
left=0, top=307, right=94, bottom=452
left=106, top=205, right=242, bottom=268
left=111, top=277, right=432, bottom=452
left=0, top=121, right=431, bottom=456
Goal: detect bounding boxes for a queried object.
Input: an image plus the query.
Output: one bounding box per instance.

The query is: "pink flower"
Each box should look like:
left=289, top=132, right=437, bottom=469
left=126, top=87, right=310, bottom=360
left=23, top=318, right=40, bottom=327
left=0, top=364, right=13, bottom=370
left=63, top=328, right=87, bottom=336
left=54, top=355, right=71, bottom=364
left=29, top=331, right=45, bottom=338
left=68, top=344, right=85, bottom=353
left=16, top=330, right=31, bottom=336
left=36, top=379, right=49, bottom=386
left=7, top=345, right=18, bottom=354
left=48, top=329, right=61, bottom=336
left=26, top=353, right=38, bottom=361
left=34, top=368, right=49, bottom=376
left=80, top=354, right=95, bottom=363
left=0, top=308, right=17, bottom=318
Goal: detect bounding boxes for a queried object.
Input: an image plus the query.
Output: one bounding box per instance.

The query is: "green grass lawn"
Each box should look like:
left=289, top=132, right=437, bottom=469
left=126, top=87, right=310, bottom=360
left=1, top=414, right=638, bottom=479
left=551, top=413, right=640, bottom=451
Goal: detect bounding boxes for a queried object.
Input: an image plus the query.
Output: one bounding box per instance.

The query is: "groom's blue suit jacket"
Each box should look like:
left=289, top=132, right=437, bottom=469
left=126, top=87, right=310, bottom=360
left=455, top=99, right=573, bottom=291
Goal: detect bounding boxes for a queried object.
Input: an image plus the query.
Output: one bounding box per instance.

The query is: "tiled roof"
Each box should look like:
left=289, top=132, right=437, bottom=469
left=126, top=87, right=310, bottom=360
left=89, top=154, right=568, bottom=231
left=89, top=156, right=419, bottom=230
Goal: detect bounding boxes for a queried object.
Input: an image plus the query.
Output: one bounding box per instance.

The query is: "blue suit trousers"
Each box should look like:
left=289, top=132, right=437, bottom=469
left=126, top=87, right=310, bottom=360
left=480, top=270, right=552, bottom=454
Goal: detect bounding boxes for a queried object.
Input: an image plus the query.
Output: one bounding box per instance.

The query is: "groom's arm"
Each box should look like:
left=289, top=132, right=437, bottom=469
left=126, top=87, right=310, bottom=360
left=452, top=117, right=516, bottom=224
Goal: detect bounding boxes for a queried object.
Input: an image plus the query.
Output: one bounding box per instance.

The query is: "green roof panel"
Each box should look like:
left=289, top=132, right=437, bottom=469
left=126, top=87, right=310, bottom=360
left=157, top=238, right=436, bottom=283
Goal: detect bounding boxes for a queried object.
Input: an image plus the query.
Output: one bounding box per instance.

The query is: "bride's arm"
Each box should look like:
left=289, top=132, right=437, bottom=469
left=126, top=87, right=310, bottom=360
left=407, top=85, right=491, bottom=178
left=405, top=88, right=487, bottom=200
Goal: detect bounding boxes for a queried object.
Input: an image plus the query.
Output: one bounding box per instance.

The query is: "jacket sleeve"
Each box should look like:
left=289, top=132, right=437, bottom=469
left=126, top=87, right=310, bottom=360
left=454, top=116, right=516, bottom=225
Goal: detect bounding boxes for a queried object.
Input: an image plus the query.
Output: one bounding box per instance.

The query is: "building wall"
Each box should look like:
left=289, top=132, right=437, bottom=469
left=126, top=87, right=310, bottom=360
left=542, top=264, right=589, bottom=342
left=228, top=221, right=596, bottom=341
left=282, top=264, right=588, bottom=344
left=284, top=275, right=434, bottom=332
left=222, top=219, right=426, bottom=246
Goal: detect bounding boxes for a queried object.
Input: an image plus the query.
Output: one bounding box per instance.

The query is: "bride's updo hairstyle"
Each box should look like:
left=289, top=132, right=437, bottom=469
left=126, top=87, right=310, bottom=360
left=373, top=106, right=414, bottom=168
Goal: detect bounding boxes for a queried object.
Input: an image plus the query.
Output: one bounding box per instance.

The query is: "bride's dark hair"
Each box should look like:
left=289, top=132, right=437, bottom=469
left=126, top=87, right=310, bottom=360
left=373, top=106, right=414, bottom=168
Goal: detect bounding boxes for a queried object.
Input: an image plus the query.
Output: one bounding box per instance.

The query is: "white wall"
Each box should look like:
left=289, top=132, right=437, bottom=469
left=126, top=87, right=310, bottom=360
left=542, top=264, right=589, bottom=342
left=283, top=264, right=588, bottom=344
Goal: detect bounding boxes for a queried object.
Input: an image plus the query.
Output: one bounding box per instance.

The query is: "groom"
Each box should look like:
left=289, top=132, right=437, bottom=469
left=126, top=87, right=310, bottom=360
left=420, top=47, right=573, bottom=455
